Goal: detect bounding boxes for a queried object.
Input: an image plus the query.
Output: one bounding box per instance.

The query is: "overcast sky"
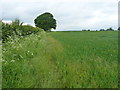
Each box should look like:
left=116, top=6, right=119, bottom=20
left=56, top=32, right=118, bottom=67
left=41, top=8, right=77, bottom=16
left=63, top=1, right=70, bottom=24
left=2, top=0, right=119, bottom=31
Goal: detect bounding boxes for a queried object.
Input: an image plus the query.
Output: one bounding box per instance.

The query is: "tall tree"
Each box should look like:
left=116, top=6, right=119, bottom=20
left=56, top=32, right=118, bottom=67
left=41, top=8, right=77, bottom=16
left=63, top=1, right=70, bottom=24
left=34, top=12, right=56, bottom=31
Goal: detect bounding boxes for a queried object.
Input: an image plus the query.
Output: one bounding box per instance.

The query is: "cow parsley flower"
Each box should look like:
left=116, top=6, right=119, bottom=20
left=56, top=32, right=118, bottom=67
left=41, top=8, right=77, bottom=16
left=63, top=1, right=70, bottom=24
left=11, top=60, right=15, bottom=62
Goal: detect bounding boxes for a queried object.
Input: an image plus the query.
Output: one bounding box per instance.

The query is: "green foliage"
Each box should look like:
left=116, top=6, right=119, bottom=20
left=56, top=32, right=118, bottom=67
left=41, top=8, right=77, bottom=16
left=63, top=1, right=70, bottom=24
left=82, top=29, right=87, bottom=31
left=2, top=19, right=42, bottom=42
left=34, top=12, right=56, bottom=31
left=100, top=29, right=105, bottom=31
left=106, top=27, right=114, bottom=31
left=2, top=31, right=118, bottom=88
left=20, top=25, right=40, bottom=36
left=0, top=20, right=2, bottom=40
left=2, top=31, right=47, bottom=88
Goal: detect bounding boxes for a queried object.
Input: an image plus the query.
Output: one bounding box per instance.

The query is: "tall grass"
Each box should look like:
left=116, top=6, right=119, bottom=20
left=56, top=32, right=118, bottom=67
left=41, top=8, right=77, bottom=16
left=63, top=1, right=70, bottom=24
left=2, top=31, right=48, bottom=88
left=49, top=31, right=118, bottom=88
left=2, top=30, right=65, bottom=88
left=2, top=31, right=118, bottom=88
left=0, top=40, right=2, bottom=89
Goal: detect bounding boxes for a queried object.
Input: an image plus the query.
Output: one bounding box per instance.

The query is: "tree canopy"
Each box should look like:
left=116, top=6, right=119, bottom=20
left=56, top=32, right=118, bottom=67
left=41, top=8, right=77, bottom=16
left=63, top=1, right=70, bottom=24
left=34, top=12, right=56, bottom=31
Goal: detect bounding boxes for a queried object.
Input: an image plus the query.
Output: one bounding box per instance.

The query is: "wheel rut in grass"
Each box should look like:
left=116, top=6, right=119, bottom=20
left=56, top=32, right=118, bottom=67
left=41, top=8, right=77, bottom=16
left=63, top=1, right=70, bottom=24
left=46, top=36, right=64, bottom=64
left=34, top=36, right=65, bottom=88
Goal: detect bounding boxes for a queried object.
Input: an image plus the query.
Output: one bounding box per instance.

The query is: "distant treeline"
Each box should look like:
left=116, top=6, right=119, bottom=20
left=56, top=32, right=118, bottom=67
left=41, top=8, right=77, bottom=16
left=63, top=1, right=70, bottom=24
left=82, top=27, right=117, bottom=31
left=1, top=19, right=43, bottom=42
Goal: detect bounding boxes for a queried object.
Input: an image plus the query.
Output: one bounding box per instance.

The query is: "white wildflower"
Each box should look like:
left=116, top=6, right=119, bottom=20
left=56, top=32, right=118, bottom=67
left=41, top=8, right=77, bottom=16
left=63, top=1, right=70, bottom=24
left=31, top=53, right=34, bottom=56
left=11, top=60, right=15, bottom=62
left=49, top=72, right=51, bottom=74
left=13, top=46, right=16, bottom=48
left=20, top=55, right=23, bottom=59
left=2, top=59, right=5, bottom=62
left=19, top=44, right=22, bottom=48
left=4, top=62, right=7, bottom=65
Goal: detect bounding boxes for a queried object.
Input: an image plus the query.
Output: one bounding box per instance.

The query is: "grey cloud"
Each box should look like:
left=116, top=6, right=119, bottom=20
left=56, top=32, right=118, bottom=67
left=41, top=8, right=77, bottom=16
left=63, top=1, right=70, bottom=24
left=2, top=0, right=118, bottom=30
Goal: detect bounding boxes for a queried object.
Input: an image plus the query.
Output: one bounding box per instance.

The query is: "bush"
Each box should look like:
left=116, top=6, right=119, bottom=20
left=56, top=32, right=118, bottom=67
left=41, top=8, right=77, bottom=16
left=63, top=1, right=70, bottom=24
left=2, top=19, right=42, bottom=42
left=82, top=29, right=87, bottom=31
left=100, top=29, right=105, bottom=31
left=106, top=27, right=114, bottom=31
left=20, top=25, right=40, bottom=36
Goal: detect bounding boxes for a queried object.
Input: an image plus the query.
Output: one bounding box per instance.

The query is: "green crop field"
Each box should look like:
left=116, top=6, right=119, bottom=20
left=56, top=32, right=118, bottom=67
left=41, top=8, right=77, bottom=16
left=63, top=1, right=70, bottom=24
left=2, top=31, right=118, bottom=88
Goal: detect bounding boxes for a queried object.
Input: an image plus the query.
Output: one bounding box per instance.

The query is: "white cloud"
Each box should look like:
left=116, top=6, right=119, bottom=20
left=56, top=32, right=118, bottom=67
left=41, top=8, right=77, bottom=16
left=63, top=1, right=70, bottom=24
left=2, top=0, right=119, bottom=30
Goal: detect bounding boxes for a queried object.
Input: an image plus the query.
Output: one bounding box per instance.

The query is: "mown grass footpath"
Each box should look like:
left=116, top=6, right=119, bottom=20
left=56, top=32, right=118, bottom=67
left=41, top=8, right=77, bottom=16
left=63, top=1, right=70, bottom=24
left=2, top=31, right=118, bottom=88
